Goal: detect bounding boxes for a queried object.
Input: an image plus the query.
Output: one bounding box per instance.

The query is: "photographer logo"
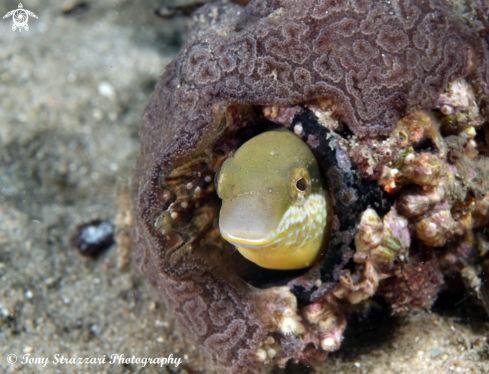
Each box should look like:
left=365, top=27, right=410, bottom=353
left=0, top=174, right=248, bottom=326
left=3, top=3, right=38, bottom=32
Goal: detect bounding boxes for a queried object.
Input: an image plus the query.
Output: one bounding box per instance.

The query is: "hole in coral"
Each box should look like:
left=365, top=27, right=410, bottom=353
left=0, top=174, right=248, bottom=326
left=412, top=135, right=435, bottom=153
left=212, top=104, right=388, bottom=304
left=212, top=115, right=313, bottom=289
left=432, top=287, right=488, bottom=331
left=476, top=124, right=489, bottom=156
left=241, top=262, right=309, bottom=288
left=330, top=296, right=400, bottom=357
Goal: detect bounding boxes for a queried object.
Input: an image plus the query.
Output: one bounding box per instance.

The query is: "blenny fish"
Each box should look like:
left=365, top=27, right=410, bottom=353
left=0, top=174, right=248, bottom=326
left=215, top=129, right=331, bottom=270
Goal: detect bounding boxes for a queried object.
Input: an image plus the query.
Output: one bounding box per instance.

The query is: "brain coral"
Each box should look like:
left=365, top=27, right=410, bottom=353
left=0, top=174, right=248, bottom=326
left=134, top=0, right=489, bottom=372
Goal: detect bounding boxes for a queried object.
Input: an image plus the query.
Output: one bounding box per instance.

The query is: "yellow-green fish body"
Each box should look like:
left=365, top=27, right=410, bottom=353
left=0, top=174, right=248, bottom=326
left=215, top=129, right=330, bottom=270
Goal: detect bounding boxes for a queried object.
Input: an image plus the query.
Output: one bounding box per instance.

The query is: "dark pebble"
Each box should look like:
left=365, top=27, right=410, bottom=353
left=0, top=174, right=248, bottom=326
left=71, top=219, right=115, bottom=257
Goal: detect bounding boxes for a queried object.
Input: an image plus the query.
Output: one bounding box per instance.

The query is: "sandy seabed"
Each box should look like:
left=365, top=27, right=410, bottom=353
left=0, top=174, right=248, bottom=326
left=0, top=1, right=488, bottom=373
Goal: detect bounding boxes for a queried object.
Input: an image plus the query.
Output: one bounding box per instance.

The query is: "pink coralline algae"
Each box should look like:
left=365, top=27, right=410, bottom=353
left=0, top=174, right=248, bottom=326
left=132, top=1, right=489, bottom=373
left=377, top=247, right=444, bottom=315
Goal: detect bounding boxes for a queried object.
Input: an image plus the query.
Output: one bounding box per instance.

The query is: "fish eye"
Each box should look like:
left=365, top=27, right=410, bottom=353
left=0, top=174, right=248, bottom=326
left=295, top=178, right=307, bottom=192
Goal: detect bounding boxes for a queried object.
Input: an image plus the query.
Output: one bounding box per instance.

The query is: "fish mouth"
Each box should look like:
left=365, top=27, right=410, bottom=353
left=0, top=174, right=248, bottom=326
left=218, top=192, right=284, bottom=249
left=220, top=231, right=278, bottom=249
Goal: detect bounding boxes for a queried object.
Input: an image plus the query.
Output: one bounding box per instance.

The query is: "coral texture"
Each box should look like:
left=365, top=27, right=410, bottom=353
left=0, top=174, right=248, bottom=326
left=141, top=0, right=488, bottom=158
left=134, top=1, right=489, bottom=372
left=377, top=247, right=444, bottom=315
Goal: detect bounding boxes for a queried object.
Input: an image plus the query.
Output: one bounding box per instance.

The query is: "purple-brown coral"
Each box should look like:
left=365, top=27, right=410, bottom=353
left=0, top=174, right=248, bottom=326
left=133, top=1, right=489, bottom=372
left=377, top=247, right=444, bottom=315
left=140, top=0, right=488, bottom=151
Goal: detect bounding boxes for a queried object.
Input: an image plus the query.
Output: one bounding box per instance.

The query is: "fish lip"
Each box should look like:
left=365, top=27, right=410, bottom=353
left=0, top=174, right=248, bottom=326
left=220, top=230, right=277, bottom=249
